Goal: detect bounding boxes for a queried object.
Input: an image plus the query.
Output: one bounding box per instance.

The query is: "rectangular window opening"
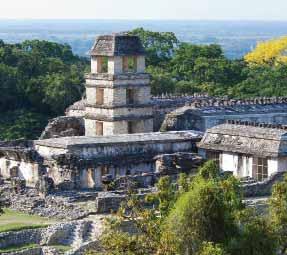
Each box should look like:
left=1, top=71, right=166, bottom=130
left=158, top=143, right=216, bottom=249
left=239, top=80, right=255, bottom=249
left=96, top=121, right=103, bottom=136
left=97, top=56, right=108, bottom=73
left=206, top=151, right=220, bottom=166
left=128, top=121, right=136, bottom=134
left=96, top=88, right=104, bottom=105
left=123, top=56, right=137, bottom=73
left=126, top=88, right=135, bottom=104
left=252, top=157, right=268, bottom=181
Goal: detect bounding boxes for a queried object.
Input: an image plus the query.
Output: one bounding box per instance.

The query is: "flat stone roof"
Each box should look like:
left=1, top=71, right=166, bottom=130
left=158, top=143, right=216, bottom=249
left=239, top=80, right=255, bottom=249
left=35, top=131, right=203, bottom=149
left=172, top=103, right=287, bottom=117
left=198, top=124, right=287, bottom=157
left=209, top=123, right=287, bottom=140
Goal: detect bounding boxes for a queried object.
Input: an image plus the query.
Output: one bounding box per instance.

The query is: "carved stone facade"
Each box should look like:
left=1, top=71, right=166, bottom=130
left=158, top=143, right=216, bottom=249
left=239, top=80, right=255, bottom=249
left=0, top=131, right=202, bottom=190
left=198, top=122, right=287, bottom=182
left=84, top=34, right=154, bottom=136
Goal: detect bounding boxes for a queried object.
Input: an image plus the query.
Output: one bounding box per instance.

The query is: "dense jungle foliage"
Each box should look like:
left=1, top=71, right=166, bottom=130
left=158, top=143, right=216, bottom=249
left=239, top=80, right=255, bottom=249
left=86, top=161, right=287, bottom=255
left=0, top=40, right=88, bottom=140
left=1, top=28, right=287, bottom=140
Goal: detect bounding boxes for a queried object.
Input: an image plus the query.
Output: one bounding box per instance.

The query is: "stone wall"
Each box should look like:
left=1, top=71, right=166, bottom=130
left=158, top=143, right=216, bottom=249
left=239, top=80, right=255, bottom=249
left=161, top=97, right=287, bottom=132
left=2, top=247, right=43, bottom=255
left=66, top=95, right=209, bottom=132
left=0, top=157, right=41, bottom=187
left=85, top=105, right=153, bottom=119
left=95, top=192, right=148, bottom=214
left=0, top=228, right=43, bottom=249
left=152, top=94, right=209, bottom=131
left=95, top=193, right=126, bottom=213
left=40, top=116, right=84, bottom=139
left=242, top=172, right=286, bottom=197
left=41, top=223, right=76, bottom=246
left=154, top=152, right=204, bottom=175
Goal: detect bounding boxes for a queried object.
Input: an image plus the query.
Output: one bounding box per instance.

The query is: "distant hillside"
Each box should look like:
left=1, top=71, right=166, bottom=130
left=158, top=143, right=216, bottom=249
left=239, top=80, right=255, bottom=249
left=1, top=20, right=287, bottom=59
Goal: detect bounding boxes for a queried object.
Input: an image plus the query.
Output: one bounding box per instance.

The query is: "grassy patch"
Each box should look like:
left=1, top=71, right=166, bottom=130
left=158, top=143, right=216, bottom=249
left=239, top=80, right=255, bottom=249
left=0, top=243, right=40, bottom=253
left=51, top=245, right=71, bottom=252
left=0, top=209, right=55, bottom=233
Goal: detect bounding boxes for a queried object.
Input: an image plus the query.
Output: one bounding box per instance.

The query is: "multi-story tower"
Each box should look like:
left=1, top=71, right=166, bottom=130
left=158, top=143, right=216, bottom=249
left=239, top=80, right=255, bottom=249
left=84, top=34, right=154, bottom=136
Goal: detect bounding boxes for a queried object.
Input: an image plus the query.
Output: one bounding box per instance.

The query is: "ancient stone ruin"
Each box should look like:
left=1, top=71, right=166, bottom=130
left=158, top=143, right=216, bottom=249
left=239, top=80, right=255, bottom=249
left=1, top=33, right=287, bottom=254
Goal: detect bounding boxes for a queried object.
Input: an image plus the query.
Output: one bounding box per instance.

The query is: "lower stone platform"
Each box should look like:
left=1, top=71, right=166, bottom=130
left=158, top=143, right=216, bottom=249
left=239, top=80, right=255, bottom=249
left=0, top=131, right=203, bottom=190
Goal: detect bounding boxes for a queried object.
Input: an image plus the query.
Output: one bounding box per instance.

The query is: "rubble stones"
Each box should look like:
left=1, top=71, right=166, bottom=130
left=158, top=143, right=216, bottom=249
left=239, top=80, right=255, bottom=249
left=0, top=228, right=43, bottom=249
left=35, top=175, right=55, bottom=197
left=161, top=97, right=287, bottom=132
left=0, top=220, right=105, bottom=255
left=1, top=247, right=43, bottom=255
left=40, top=116, right=84, bottom=140
left=242, top=172, right=285, bottom=197
left=11, top=177, right=26, bottom=194
left=154, top=152, right=204, bottom=175
left=1, top=185, right=93, bottom=220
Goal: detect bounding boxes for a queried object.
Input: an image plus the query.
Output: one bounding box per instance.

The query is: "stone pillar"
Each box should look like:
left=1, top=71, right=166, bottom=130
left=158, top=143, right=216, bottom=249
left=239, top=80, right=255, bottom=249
left=137, top=56, right=146, bottom=73
left=108, top=56, right=123, bottom=74
left=91, top=56, right=98, bottom=73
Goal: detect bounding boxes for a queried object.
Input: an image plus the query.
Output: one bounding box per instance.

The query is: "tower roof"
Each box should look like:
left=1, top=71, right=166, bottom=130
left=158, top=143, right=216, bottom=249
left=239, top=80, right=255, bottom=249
left=90, top=34, right=146, bottom=57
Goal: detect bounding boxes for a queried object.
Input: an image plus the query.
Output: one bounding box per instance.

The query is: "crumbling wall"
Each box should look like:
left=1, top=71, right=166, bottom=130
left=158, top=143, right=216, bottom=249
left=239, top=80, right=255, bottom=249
left=0, top=228, right=43, bottom=249
left=152, top=94, right=209, bottom=131
left=65, top=95, right=209, bottom=132
left=40, top=116, right=84, bottom=140
left=154, top=152, right=204, bottom=175
left=161, top=97, right=287, bottom=132
left=1, top=247, right=43, bottom=255
left=242, top=172, right=286, bottom=197
left=0, top=144, right=44, bottom=187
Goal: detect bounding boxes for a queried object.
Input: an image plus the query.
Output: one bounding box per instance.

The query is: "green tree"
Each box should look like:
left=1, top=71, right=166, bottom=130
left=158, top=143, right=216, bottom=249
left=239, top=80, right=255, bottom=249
left=146, top=66, right=175, bottom=95
left=146, top=176, right=176, bottom=217
left=171, top=43, right=224, bottom=81
left=89, top=161, right=281, bottom=255
left=0, top=110, right=48, bottom=140
left=197, top=242, right=227, bottom=255
left=0, top=63, right=20, bottom=111
left=0, top=40, right=87, bottom=140
left=269, top=174, right=287, bottom=254
left=129, top=28, right=179, bottom=67
left=163, top=178, right=237, bottom=254
left=231, top=63, right=287, bottom=98
left=228, top=212, right=276, bottom=255
left=174, top=80, right=202, bottom=95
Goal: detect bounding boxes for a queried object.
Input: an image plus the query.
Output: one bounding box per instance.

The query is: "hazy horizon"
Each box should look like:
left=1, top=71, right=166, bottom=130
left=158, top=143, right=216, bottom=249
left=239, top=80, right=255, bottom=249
left=1, top=0, right=287, bottom=20
left=1, top=19, right=287, bottom=59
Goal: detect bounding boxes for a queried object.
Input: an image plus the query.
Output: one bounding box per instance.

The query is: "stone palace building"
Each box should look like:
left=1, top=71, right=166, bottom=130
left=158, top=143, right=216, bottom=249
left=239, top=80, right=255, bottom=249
left=0, top=34, right=202, bottom=190
left=1, top=33, right=287, bottom=190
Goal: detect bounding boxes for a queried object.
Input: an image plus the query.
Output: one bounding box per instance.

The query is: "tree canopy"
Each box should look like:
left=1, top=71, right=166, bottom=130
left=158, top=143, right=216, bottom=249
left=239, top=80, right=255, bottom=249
left=88, top=161, right=286, bottom=255
left=245, top=36, right=287, bottom=65
left=0, top=40, right=87, bottom=140
left=129, top=28, right=179, bottom=67
left=2, top=30, right=287, bottom=140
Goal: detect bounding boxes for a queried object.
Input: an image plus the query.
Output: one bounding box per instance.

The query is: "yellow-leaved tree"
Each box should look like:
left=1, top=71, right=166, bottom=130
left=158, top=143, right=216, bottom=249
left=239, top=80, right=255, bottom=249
left=245, top=36, right=287, bottom=65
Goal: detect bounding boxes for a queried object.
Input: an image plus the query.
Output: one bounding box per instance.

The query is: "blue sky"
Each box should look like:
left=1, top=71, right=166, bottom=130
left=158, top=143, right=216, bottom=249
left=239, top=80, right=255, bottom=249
left=0, top=0, right=286, bottom=20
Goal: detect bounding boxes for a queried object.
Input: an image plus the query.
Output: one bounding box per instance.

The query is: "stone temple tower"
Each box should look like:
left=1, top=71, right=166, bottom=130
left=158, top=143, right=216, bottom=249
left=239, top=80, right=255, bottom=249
left=84, top=33, right=154, bottom=136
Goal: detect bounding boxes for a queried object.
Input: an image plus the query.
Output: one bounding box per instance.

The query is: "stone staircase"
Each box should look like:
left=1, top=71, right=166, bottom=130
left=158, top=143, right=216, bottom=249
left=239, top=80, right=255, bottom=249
left=65, top=219, right=104, bottom=255
left=86, top=221, right=104, bottom=242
